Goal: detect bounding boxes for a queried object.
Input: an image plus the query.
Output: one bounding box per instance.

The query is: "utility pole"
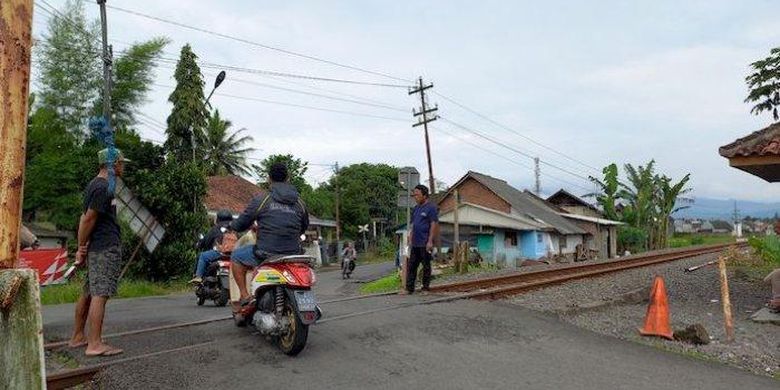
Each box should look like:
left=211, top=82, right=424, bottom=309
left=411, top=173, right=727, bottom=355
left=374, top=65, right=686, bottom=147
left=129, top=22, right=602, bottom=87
left=1, top=2, right=46, bottom=388
left=97, top=0, right=112, bottom=123
left=534, top=157, right=541, bottom=196
left=409, top=77, right=438, bottom=194
left=335, top=162, right=341, bottom=244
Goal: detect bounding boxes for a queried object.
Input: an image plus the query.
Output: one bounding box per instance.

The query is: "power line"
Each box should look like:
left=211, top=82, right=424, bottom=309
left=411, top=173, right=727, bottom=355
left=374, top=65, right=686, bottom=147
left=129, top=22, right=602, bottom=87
left=439, top=117, right=593, bottom=183
left=151, top=82, right=408, bottom=122
left=88, top=1, right=414, bottom=84
left=431, top=125, right=591, bottom=192
left=434, top=91, right=602, bottom=174
left=35, top=4, right=409, bottom=88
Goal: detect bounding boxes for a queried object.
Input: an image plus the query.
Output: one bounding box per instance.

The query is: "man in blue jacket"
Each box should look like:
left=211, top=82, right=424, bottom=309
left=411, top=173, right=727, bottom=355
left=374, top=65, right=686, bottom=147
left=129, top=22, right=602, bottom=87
left=229, top=163, right=309, bottom=306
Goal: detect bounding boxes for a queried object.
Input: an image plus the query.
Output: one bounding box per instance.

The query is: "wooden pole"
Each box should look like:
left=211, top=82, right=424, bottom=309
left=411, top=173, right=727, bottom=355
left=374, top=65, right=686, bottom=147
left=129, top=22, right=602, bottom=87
left=0, top=0, right=33, bottom=269
left=718, top=256, right=735, bottom=343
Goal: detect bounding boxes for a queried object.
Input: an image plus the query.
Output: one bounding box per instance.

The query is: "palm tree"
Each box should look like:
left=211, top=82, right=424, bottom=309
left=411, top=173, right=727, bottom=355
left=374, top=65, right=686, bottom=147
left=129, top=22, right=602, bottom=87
left=201, top=110, right=254, bottom=176
left=586, top=163, right=621, bottom=220
left=620, top=161, right=658, bottom=250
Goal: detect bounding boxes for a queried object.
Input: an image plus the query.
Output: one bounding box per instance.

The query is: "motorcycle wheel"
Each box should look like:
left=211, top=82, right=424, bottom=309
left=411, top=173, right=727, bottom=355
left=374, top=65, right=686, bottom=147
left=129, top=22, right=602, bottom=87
left=215, top=288, right=229, bottom=307
left=197, top=296, right=206, bottom=306
left=277, top=300, right=308, bottom=356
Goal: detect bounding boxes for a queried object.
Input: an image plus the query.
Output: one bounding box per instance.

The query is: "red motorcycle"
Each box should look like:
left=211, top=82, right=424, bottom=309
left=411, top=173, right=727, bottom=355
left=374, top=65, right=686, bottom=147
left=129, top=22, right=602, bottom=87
left=234, top=255, right=321, bottom=356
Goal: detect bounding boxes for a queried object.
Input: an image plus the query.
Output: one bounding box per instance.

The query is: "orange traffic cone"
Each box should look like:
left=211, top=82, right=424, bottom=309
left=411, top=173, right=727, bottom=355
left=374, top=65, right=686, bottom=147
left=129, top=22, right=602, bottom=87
left=638, top=275, right=674, bottom=340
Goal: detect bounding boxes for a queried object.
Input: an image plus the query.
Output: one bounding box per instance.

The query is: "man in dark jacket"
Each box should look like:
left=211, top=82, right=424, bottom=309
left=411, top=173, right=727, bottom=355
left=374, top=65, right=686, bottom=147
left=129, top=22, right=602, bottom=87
left=230, top=163, right=309, bottom=304
left=190, top=210, right=233, bottom=284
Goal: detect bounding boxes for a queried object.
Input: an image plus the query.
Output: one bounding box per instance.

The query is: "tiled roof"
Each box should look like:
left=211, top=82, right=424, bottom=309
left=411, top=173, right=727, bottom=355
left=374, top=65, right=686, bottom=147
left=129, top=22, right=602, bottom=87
left=458, top=171, right=587, bottom=235
left=719, top=122, right=780, bottom=158
left=204, top=176, right=264, bottom=215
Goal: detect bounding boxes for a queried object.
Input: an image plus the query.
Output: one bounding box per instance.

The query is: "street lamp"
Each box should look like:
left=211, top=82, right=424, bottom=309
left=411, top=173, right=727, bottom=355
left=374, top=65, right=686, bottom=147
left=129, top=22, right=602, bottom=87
left=192, top=71, right=227, bottom=162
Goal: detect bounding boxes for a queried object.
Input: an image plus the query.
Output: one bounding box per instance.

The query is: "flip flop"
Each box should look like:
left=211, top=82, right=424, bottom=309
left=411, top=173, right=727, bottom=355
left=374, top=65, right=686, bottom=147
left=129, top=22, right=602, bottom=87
left=85, top=347, right=124, bottom=357
left=68, top=341, right=88, bottom=348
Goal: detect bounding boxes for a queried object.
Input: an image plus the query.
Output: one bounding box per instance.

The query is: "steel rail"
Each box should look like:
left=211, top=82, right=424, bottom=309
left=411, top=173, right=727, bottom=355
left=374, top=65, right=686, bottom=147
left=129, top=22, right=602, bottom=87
left=431, top=243, right=745, bottom=296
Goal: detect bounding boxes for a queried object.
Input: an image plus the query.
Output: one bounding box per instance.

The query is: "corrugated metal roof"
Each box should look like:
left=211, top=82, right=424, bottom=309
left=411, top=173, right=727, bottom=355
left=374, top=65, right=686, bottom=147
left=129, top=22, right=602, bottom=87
left=466, top=171, right=587, bottom=235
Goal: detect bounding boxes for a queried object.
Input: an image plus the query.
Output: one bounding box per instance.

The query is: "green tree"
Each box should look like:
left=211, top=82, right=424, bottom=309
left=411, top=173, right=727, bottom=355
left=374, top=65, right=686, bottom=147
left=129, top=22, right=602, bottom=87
left=328, top=163, right=398, bottom=238
left=745, top=47, right=780, bottom=122
left=202, top=110, right=254, bottom=176
left=655, top=174, right=692, bottom=248
left=165, top=44, right=208, bottom=162
left=254, top=154, right=311, bottom=193
left=35, top=0, right=101, bottom=136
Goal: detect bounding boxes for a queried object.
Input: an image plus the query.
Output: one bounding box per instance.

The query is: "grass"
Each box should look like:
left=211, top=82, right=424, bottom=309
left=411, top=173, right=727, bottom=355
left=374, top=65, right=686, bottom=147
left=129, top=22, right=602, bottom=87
left=669, top=233, right=736, bottom=248
left=359, top=272, right=401, bottom=294
left=50, top=350, right=79, bottom=369
left=40, top=277, right=190, bottom=305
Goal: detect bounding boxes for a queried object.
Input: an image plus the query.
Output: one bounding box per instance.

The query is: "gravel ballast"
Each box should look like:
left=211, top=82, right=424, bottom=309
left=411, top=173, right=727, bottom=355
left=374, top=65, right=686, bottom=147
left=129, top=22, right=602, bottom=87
left=508, top=253, right=779, bottom=378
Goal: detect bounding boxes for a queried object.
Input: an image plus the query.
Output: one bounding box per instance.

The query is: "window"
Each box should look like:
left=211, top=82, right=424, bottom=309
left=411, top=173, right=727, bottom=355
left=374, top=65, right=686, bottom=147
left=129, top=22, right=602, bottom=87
left=505, top=231, right=518, bottom=247
left=536, top=233, right=543, bottom=244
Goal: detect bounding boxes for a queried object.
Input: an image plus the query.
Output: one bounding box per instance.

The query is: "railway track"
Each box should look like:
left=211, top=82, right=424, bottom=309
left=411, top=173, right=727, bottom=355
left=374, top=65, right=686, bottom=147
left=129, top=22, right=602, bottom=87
left=430, top=242, right=745, bottom=299
left=45, top=243, right=741, bottom=388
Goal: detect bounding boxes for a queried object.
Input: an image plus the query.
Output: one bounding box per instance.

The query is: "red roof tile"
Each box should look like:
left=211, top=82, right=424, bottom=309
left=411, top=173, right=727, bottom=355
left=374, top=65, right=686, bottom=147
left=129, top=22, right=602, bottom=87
left=719, top=122, right=780, bottom=158
left=204, top=176, right=264, bottom=215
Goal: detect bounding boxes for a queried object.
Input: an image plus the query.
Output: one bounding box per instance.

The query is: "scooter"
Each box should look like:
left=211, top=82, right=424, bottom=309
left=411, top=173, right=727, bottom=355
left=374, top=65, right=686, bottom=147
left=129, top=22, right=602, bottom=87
left=195, top=256, right=231, bottom=306
left=234, top=255, right=321, bottom=356
left=342, top=256, right=356, bottom=279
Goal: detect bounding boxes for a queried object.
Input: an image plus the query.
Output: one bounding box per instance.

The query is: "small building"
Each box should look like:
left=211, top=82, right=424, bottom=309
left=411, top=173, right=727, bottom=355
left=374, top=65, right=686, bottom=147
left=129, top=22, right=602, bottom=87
left=436, top=171, right=591, bottom=266
left=546, top=189, right=621, bottom=259
left=711, top=220, right=733, bottom=234
left=25, top=222, right=72, bottom=249
left=699, top=221, right=714, bottom=233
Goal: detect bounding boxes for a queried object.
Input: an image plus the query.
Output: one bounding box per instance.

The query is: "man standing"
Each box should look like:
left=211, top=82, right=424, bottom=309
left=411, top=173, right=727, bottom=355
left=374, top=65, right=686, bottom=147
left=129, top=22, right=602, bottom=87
left=67, top=149, right=128, bottom=356
left=405, top=184, right=439, bottom=294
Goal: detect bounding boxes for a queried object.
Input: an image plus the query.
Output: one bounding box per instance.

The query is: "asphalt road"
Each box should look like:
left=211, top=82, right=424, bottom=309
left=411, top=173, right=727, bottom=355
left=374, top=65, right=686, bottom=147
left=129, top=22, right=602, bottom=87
left=42, top=261, right=778, bottom=390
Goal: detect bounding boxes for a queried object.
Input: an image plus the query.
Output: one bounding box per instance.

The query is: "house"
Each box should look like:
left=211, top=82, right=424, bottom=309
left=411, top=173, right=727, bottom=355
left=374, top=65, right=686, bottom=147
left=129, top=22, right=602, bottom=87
left=546, top=189, right=602, bottom=218
left=699, top=221, right=714, bottom=233
left=25, top=222, right=72, bottom=248
left=711, top=220, right=733, bottom=234
left=545, top=189, right=621, bottom=259
left=436, top=171, right=592, bottom=266
left=204, top=175, right=337, bottom=251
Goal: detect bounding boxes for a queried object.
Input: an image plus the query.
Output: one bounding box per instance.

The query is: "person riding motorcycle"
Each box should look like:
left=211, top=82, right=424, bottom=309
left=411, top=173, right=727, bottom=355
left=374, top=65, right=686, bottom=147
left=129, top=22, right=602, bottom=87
left=228, top=163, right=309, bottom=310
left=190, top=210, right=234, bottom=284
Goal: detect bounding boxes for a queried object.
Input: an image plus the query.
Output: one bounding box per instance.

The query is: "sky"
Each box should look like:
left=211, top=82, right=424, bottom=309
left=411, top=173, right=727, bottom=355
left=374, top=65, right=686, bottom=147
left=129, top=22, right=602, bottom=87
left=30, top=0, right=780, bottom=202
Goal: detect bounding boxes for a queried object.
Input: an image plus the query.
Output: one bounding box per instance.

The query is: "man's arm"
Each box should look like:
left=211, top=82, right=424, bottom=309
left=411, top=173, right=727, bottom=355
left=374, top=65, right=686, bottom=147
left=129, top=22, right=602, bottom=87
left=75, top=210, right=98, bottom=265
left=426, top=206, right=440, bottom=252
left=230, top=196, right=263, bottom=233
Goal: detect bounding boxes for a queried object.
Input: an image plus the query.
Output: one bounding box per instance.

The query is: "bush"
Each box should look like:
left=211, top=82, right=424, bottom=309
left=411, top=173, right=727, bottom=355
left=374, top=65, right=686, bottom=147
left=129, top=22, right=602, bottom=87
left=748, top=236, right=780, bottom=266
left=618, top=226, right=647, bottom=254
left=690, top=236, right=705, bottom=245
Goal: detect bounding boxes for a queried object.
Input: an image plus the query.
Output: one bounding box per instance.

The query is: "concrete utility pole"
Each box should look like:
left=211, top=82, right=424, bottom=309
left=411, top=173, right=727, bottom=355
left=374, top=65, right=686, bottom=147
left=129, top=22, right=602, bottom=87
left=409, top=77, right=438, bottom=194
left=335, top=162, right=340, bottom=242
left=534, top=157, right=541, bottom=195
left=0, top=1, right=46, bottom=388
left=97, top=0, right=112, bottom=123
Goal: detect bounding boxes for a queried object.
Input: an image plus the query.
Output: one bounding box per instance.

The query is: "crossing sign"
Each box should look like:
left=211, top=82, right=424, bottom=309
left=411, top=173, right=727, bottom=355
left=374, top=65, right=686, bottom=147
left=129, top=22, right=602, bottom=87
left=358, top=224, right=369, bottom=233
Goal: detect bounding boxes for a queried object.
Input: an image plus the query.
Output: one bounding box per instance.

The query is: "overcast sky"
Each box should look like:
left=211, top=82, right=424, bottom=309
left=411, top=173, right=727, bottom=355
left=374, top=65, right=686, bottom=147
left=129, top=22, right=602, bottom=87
left=31, top=0, right=780, bottom=201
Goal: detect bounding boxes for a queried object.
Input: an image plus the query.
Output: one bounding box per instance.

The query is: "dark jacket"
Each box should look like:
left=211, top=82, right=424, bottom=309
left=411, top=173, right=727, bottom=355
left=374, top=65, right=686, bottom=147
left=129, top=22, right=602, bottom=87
left=231, top=183, right=309, bottom=256
left=197, top=221, right=231, bottom=252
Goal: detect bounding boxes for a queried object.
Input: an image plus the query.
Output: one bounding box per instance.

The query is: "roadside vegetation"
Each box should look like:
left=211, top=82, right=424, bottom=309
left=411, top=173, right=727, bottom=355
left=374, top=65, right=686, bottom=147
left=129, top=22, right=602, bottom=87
left=668, top=233, right=736, bottom=248
left=40, top=276, right=190, bottom=305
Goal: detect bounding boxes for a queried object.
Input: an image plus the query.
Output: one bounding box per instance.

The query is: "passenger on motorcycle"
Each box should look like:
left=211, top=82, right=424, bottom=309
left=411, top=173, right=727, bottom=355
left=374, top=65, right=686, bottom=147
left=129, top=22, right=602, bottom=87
left=190, top=210, right=234, bottom=284
left=228, top=163, right=309, bottom=307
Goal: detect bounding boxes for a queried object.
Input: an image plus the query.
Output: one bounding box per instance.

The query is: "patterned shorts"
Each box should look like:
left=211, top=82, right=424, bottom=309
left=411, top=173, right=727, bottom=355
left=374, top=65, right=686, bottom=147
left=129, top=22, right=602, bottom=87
left=83, top=246, right=123, bottom=297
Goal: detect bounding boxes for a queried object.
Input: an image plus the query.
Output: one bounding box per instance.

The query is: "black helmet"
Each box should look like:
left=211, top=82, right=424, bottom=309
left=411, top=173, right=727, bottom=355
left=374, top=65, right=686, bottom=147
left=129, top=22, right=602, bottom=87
left=216, top=209, right=233, bottom=223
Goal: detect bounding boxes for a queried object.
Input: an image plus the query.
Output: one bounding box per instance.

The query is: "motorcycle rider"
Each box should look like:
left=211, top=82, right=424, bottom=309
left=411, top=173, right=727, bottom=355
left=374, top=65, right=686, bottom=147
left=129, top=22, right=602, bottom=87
left=229, top=163, right=309, bottom=309
left=190, top=210, right=234, bottom=284
left=341, top=241, right=357, bottom=278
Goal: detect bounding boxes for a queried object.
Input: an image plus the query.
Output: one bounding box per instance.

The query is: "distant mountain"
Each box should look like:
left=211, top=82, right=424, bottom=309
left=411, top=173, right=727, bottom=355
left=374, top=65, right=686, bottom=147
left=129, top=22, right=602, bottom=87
left=673, top=197, right=780, bottom=220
